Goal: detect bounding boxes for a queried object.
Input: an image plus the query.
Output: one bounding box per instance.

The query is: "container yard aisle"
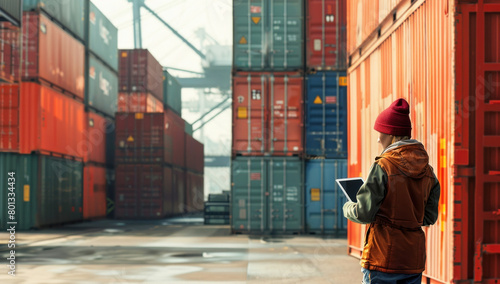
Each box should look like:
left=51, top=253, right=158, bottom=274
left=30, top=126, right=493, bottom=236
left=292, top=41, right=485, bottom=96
left=0, top=218, right=361, bottom=283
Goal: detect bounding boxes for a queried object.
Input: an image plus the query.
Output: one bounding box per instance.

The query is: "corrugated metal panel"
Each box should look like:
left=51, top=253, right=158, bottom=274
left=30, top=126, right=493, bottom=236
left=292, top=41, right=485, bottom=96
left=84, top=111, right=108, bottom=165
left=0, top=84, right=18, bottom=151
left=347, top=1, right=500, bottom=282
left=231, top=157, right=303, bottom=234
left=0, top=0, right=22, bottom=26
left=18, top=83, right=86, bottom=157
left=232, top=72, right=304, bottom=156
left=19, top=12, right=85, bottom=98
left=172, top=167, right=185, bottom=215
left=305, top=71, right=347, bottom=158
left=86, top=54, right=118, bottom=117
left=119, top=49, right=164, bottom=102
left=233, top=0, right=303, bottom=70
left=0, top=25, right=17, bottom=83
left=165, top=108, right=186, bottom=168
left=185, top=134, right=204, bottom=174
left=305, top=159, right=347, bottom=235
left=0, top=153, right=38, bottom=230
left=22, top=0, right=84, bottom=40
left=306, top=0, right=347, bottom=70
left=88, top=1, right=118, bottom=71
left=163, top=70, right=182, bottom=115
left=83, top=164, right=106, bottom=220
left=185, top=171, right=204, bottom=213
left=117, top=92, right=163, bottom=113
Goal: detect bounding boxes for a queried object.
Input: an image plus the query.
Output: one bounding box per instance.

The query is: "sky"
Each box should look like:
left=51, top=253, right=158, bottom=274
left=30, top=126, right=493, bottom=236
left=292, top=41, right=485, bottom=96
left=93, top=0, right=233, bottom=155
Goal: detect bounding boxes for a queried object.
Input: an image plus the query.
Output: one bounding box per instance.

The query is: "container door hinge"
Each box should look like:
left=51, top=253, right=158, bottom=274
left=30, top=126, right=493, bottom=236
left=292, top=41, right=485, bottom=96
left=474, top=241, right=500, bottom=282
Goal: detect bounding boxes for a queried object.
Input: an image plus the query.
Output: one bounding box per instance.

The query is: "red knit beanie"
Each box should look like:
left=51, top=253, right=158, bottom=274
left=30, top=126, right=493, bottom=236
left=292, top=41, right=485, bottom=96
left=374, top=98, right=412, bottom=136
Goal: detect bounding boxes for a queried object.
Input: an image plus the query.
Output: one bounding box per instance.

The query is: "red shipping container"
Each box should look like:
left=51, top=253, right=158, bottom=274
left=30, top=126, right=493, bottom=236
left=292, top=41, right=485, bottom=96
left=83, top=165, right=107, bottom=220
left=346, top=1, right=500, bottom=283
left=184, top=171, right=204, bottom=213
left=172, top=167, right=185, bottom=215
left=306, top=0, right=347, bottom=70
left=185, top=134, right=204, bottom=174
left=0, top=82, right=85, bottom=157
left=119, top=49, right=163, bottom=102
left=0, top=26, right=16, bottom=83
left=0, top=84, right=19, bottom=151
left=232, top=72, right=303, bottom=156
left=83, top=111, right=109, bottom=164
left=117, top=92, right=163, bottom=113
left=18, top=12, right=85, bottom=99
left=115, top=164, right=173, bottom=219
left=165, top=108, right=185, bottom=168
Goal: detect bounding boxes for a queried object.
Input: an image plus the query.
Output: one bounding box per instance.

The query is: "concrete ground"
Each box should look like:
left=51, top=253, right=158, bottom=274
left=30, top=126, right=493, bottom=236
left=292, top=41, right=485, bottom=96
left=0, top=216, right=362, bottom=283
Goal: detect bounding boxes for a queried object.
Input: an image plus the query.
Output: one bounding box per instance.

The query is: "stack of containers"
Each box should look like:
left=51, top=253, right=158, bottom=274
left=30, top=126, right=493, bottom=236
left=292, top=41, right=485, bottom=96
left=83, top=1, right=119, bottom=220
left=303, top=0, right=348, bottom=235
left=231, top=0, right=305, bottom=234
left=0, top=1, right=86, bottom=229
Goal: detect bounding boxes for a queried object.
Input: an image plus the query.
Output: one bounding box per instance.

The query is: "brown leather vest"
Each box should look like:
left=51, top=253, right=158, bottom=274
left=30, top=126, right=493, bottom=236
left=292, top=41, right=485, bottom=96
left=360, top=144, right=436, bottom=274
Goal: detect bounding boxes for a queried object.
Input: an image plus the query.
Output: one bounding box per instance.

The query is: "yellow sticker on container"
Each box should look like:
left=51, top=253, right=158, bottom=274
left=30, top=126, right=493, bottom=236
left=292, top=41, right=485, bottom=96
left=339, top=76, right=347, bottom=86
left=239, top=36, right=247, bottom=44
left=127, top=136, right=134, bottom=142
left=311, top=188, right=320, bottom=201
left=237, top=107, right=248, bottom=119
left=252, top=17, right=261, bottom=24
left=121, top=51, right=128, bottom=57
left=135, top=113, right=144, bottom=119
left=23, top=185, right=30, bottom=202
left=313, top=96, right=323, bottom=104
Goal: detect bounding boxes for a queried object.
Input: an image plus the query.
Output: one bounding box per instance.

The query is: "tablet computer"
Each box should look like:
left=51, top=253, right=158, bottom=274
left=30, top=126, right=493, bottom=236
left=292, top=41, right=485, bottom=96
left=336, top=177, right=365, bottom=202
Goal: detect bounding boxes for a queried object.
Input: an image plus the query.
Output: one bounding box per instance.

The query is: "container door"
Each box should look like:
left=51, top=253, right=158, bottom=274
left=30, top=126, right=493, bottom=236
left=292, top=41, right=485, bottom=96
left=233, top=0, right=266, bottom=69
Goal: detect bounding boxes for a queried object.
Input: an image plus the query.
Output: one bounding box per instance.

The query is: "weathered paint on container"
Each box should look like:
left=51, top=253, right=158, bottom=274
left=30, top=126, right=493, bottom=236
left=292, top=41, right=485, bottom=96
left=83, top=111, right=109, bottom=165
left=115, top=164, right=173, bottom=219
left=232, top=72, right=304, bottom=156
left=22, top=0, right=84, bottom=40
left=119, top=49, right=164, bottom=102
left=306, top=0, right=347, bottom=70
left=163, top=70, right=182, bottom=115
left=185, top=134, right=204, bottom=174
left=231, top=156, right=303, bottom=234
left=233, top=0, right=303, bottom=70
left=88, top=1, right=118, bottom=71
left=20, top=12, right=85, bottom=98
left=1, top=83, right=86, bottom=157
left=305, top=71, right=347, bottom=158
left=185, top=170, right=204, bottom=213
left=347, top=0, right=500, bottom=282
left=117, top=92, right=163, bottom=113
left=305, top=159, right=347, bottom=235
left=86, top=54, right=118, bottom=117
left=0, top=0, right=22, bottom=27
left=83, top=164, right=106, bottom=220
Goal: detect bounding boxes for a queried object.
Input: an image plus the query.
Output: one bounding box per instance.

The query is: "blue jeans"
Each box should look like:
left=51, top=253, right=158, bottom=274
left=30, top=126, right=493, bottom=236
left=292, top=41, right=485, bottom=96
left=362, top=268, right=422, bottom=284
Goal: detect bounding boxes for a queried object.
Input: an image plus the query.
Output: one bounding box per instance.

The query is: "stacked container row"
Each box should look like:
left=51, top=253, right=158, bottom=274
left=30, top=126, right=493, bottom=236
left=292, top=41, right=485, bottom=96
left=346, top=0, right=500, bottom=283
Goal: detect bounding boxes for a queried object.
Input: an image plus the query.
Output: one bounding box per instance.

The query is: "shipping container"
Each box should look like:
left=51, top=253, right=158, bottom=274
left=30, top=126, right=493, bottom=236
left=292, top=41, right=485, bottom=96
left=0, top=24, right=17, bottom=83
left=0, top=83, right=86, bottom=157
left=19, top=12, right=85, bottom=99
left=23, top=0, right=84, bottom=40
left=0, top=0, right=22, bottom=27
left=0, top=153, right=83, bottom=230
left=163, top=70, right=182, bottom=115
left=346, top=0, right=500, bottom=283
left=83, top=164, right=107, bottom=220
left=84, top=111, right=110, bottom=165
left=185, top=134, right=204, bottom=174
left=165, top=108, right=186, bottom=168
left=185, top=170, right=204, bottom=213
left=115, top=164, right=173, bottom=219
left=119, top=49, right=164, bottom=102
left=231, top=157, right=303, bottom=234
left=117, top=92, right=163, bottom=113
left=305, top=159, right=347, bottom=235
left=305, top=71, right=347, bottom=158
left=205, top=215, right=230, bottom=225
left=232, top=72, right=304, bottom=156
left=233, top=0, right=303, bottom=70
left=86, top=54, right=118, bottom=117
left=87, top=1, right=118, bottom=71
left=204, top=202, right=230, bottom=215
left=172, top=167, right=185, bottom=215
left=185, top=122, right=193, bottom=135
left=105, top=167, right=115, bottom=217
left=306, top=0, right=347, bottom=70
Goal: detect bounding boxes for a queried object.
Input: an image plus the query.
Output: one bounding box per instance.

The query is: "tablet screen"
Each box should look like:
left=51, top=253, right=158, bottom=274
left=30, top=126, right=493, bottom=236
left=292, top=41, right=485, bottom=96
left=336, top=178, right=364, bottom=203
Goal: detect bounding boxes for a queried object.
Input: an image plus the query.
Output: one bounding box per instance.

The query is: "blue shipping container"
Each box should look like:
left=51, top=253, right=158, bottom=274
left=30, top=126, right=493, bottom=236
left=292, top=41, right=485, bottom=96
left=305, top=159, right=347, bottom=235
left=305, top=71, right=347, bottom=158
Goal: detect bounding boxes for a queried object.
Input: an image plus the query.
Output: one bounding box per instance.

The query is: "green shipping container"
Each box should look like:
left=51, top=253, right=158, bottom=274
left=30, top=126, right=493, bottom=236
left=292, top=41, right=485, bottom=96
left=163, top=71, right=182, bottom=115
left=185, top=122, right=193, bottom=135
left=86, top=54, right=119, bottom=117
left=231, top=157, right=303, bottom=234
left=23, top=0, right=85, bottom=41
left=0, top=153, right=83, bottom=230
left=87, top=1, right=118, bottom=71
left=233, top=0, right=303, bottom=70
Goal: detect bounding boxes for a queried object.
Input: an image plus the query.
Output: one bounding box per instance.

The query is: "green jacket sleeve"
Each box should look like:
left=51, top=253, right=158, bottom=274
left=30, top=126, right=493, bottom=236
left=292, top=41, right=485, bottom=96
left=342, top=163, right=387, bottom=224
left=423, top=173, right=440, bottom=226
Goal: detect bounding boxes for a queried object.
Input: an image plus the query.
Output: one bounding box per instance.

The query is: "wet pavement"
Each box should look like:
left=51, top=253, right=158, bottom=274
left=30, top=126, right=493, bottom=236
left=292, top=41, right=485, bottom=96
left=0, top=216, right=362, bottom=283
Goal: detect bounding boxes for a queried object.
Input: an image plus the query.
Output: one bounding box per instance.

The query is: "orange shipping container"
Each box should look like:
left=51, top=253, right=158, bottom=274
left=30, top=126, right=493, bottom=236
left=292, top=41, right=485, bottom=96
left=83, top=165, right=107, bottom=220
left=84, top=111, right=109, bottom=165
left=346, top=0, right=500, bottom=283
left=117, top=92, right=163, bottom=113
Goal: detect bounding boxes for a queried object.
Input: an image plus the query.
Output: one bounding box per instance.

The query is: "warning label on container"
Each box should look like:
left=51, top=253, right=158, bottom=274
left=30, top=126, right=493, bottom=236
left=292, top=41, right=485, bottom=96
left=252, top=17, right=261, bottom=24
left=252, top=90, right=261, bottom=100
left=339, top=76, right=347, bottom=86
left=127, top=136, right=134, bottom=142
left=250, top=173, right=261, bottom=180
left=250, top=6, right=261, bottom=13
left=311, top=188, right=320, bottom=201
left=325, top=96, right=337, bottom=104
left=239, top=36, right=247, bottom=44
left=313, top=96, right=323, bottom=104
